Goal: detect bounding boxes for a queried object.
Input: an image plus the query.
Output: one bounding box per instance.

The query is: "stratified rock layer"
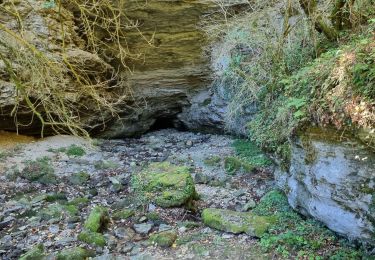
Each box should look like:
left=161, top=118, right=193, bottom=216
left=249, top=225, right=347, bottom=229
left=276, top=127, right=375, bottom=245
left=0, top=0, right=247, bottom=137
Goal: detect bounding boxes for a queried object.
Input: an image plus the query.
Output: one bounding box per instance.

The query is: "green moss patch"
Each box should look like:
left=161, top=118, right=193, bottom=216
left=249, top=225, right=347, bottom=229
left=19, top=157, right=57, bottom=184
left=56, top=247, right=94, bottom=260
left=224, top=156, right=255, bottom=174
left=78, top=230, right=106, bottom=247
left=233, top=139, right=272, bottom=167
left=84, top=206, right=109, bottom=232
left=252, top=190, right=369, bottom=258
left=69, top=172, right=90, bottom=185
left=19, top=244, right=45, bottom=260
left=202, top=208, right=276, bottom=237
left=149, top=231, right=178, bottom=247
left=112, top=209, right=135, bottom=220
left=203, top=156, right=221, bottom=166
left=131, top=162, right=199, bottom=208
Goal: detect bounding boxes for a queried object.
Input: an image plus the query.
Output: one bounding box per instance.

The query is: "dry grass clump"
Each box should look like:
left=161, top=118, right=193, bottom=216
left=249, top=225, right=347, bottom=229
left=0, top=0, right=151, bottom=137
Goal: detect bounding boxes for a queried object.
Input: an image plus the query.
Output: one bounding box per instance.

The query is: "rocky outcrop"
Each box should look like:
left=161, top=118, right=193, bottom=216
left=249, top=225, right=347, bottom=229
left=276, top=127, right=375, bottom=245
left=0, top=0, right=248, bottom=137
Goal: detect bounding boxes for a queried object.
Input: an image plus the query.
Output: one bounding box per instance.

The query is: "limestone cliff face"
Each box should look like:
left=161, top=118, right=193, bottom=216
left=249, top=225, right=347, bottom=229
left=276, top=127, right=375, bottom=246
left=0, top=0, right=247, bottom=136
left=100, top=0, right=248, bottom=137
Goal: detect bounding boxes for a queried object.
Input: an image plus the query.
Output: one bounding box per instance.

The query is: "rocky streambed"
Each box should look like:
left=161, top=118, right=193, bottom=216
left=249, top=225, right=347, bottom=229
left=0, top=129, right=372, bottom=259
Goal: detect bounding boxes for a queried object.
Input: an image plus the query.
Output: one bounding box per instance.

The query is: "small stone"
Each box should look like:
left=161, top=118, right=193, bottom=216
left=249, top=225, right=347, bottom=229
left=138, top=216, right=147, bottom=223
left=186, top=140, right=193, bottom=147
left=158, top=224, right=172, bottom=232
left=149, top=231, right=177, bottom=247
left=133, top=223, right=153, bottom=234
left=114, top=227, right=135, bottom=240
left=0, top=216, right=15, bottom=229
left=234, top=189, right=246, bottom=197
left=130, top=162, right=137, bottom=167
left=194, top=173, right=210, bottom=184
left=178, top=226, right=187, bottom=233
left=112, top=209, right=135, bottom=220
left=148, top=204, right=156, bottom=212
left=242, top=200, right=256, bottom=211
left=122, top=243, right=134, bottom=253
left=49, top=224, right=60, bottom=234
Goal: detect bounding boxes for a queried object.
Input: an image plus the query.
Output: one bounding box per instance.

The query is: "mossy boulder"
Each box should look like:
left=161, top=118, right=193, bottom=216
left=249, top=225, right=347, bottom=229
left=77, top=230, right=106, bottom=247
left=84, top=206, right=109, bottom=232
left=19, top=244, right=45, bottom=260
left=112, top=209, right=135, bottom=220
left=149, top=231, right=178, bottom=247
left=56, top=247, right=94, bottom=260
left=132, top=162, right=199, bottom=208
left=202, top=208, right=276, bottom=237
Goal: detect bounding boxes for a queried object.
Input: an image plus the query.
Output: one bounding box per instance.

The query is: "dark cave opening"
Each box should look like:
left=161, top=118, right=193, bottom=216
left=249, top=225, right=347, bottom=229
left=149, top=116, right=187, bottom=132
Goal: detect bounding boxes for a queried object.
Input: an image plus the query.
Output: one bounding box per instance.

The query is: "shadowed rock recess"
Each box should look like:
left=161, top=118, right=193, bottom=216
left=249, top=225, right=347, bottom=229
left=0, top=0, right=247, bottom=137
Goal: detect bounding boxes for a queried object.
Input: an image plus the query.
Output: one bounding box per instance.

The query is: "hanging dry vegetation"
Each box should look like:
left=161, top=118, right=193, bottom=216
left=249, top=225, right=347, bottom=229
left=0, top=0, right=151, bottom=137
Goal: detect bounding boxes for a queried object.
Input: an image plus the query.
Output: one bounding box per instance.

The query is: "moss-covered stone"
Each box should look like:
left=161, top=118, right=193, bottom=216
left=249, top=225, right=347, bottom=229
left=68, top=172, right=90, bottom=185
left=19, top=244, right=45, bottom=260
left=20, top=157, right=58, bottom=184
left=202, top=208, right=276, bottom=237
left=45, top=193, right=67, bottom=202
left=149, top=231, right=178, bottom=247
left=132, top=162, right=198, bottom=208
left=77, top=230, right=106, bottom=247
left=112, top=209, right=135, bottom=220
left=66, top=197, right=90, bottom=207
left=39, top=204, right=63, bottom=220
left=84, top=206, right=109, bottom=232
left=56, top=247, right=94, bottom=260
left=38, top=203, right=78, bottom=220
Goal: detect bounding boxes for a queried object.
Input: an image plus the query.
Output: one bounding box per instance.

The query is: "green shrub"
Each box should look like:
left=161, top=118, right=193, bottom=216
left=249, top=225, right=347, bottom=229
left=233, top=139, right=272, bottom=167
left=65, top=144, right=86, bottom=157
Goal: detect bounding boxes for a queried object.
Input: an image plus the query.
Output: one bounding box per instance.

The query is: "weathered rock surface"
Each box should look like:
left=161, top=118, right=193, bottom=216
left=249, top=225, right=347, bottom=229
left=275, top=127, right=375, bottom=245
left=0, top=0, right=248, bottom=137
left=132, top=162, right=199, bottom=208
left=202, top=208, right=276, bottom=237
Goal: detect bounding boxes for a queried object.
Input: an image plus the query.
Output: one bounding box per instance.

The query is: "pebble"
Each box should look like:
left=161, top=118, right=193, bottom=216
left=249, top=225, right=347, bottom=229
left=158, top=224, right=172, bottom=232
left=49, top=224, right=60, bottom=234
left=133, top=223, right=153, bottom=234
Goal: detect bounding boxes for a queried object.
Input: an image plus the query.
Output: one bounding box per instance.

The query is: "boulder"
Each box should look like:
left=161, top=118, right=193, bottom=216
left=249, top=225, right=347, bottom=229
left=132, top=162, right=198, bottom=208
left=276, top=127, right=375, bottom=245
left=202, top=208, right=276, bottom=237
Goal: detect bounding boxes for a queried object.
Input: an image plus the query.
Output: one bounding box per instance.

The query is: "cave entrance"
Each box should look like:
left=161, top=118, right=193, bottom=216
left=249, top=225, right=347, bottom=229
left=149, top=115, right=187, bottom=131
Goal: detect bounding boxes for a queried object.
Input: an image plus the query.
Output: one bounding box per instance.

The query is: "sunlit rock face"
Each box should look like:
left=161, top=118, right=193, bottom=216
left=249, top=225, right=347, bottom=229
left=276, top=127, right=375, bottom=246
left=100, top=0, right=248, bottom=137
left=0, top=0, right=248, bottom=137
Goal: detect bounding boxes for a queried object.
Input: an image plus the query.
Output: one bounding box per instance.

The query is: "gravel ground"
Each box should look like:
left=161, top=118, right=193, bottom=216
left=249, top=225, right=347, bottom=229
left=0, top=129, right=275, bottom=259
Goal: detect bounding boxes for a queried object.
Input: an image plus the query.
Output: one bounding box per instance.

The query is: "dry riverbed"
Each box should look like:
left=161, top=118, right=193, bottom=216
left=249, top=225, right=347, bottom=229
left=0, top=130, right=369, bottom=259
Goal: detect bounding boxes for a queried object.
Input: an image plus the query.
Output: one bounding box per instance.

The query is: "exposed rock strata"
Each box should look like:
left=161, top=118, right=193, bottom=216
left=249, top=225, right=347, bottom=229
left=276, top=127, right=375, bottom=246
